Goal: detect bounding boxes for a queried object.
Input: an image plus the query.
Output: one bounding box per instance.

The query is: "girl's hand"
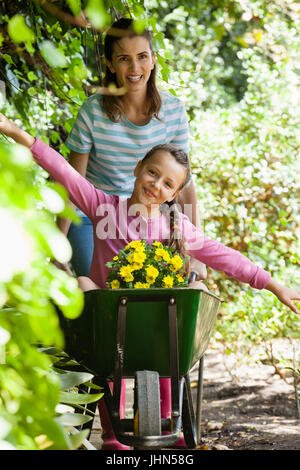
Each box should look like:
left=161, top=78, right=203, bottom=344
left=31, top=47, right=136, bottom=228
left=265, top=279, right=300, bottom=314
left=0, top=113, right=34, bottom=147
left=0, top=112, right=18, bottom=138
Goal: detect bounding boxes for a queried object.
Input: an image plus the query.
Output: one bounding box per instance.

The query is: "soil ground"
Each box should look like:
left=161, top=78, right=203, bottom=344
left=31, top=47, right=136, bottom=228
left=89, top=339, right=300, bottom=451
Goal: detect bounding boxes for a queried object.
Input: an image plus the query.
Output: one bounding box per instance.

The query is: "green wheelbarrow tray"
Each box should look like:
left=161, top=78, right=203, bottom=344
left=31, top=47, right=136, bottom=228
left=60, top=287, right=221, bottom=378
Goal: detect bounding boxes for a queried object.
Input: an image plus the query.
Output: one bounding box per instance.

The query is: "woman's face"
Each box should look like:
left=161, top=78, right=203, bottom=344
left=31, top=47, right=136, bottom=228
left=106, top=36, right=156, bottom=93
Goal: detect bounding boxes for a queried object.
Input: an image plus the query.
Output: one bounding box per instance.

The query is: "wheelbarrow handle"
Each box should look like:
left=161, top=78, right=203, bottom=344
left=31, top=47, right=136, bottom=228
left=188, top=271, right=197, bottom=284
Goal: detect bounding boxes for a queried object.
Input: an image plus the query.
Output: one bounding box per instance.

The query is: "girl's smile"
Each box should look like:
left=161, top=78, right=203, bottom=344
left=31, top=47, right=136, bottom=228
left=144, top=187, right=156, bottom=199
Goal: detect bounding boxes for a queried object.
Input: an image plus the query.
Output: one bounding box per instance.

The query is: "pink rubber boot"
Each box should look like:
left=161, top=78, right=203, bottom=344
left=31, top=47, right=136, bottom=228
left=160, top=378, right=186, bottom=447
left=99, top=379, right=131, bottom=450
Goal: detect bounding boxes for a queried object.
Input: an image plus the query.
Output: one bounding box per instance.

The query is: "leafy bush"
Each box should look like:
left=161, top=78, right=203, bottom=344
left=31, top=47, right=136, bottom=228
left=0, top=140, right=86, bottom=449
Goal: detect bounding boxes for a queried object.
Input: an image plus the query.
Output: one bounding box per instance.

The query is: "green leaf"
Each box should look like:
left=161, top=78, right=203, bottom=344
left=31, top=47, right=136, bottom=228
left=66, top=0, right=82, bottom=17
left=2, top=54, right=15, bottom=65
left=40, top=41, right=67, bottom=68
left=56, top=413, right=93, bottom=426
left=83, top=381, right=103, bottom=390
left=27, top=71, right=38, bottom=82
left=59, top=391, right=103, bottom=405
left=27, top=87, right=36, bottom=96
left=133, top=19, right=146, bottom=34
left=69, top=429, right=90, bottom=449
left=57, top=371, right=94, bottom=390
left=8, top=15, right=35, bottom=44
left=0, top=142, right=32, bottom=169
left=85, top=0, right=110, bottom=28
left=39, top=417, right=73, bottom=450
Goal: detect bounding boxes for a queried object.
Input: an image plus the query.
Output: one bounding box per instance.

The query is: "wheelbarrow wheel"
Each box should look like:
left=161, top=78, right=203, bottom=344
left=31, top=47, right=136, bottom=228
left=133, top=371, right=161, bottom=447
left=182, top=375, right=197, bottom=448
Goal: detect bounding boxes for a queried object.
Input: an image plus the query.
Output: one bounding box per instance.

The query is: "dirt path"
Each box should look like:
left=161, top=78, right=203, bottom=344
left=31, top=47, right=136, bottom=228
left=90, top=340, right=300, bottom=450
left=192, top=341, right=300, bottom=450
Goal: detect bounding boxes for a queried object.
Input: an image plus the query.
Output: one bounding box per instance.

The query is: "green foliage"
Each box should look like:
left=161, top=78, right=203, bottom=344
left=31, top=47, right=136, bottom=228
left=145, top=0, right=300, bottom=359
left=0, top=139, right=86, bottom=448
left=0, top=0, right=299, bottom=448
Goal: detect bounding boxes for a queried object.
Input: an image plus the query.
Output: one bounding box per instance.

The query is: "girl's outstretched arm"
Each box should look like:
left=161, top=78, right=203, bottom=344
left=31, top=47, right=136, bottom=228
left=182, top=216, right=300, bottom=314
left=265, top=279, right=300, bottom=314
left=0, top=113, right=103, bottom=219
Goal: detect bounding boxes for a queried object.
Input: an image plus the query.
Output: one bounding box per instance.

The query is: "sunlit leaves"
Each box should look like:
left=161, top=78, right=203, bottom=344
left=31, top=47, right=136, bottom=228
left=0, top=208, right=34, bottom=283
left=66, top=0, right=82, bottom=17
left=0, top=133, right=84, bottom=449
left=7, top=15, right=35, bottom=45
left=85, top=0, right=110, bottom=28
left=40, top=41, right=67, bottom=69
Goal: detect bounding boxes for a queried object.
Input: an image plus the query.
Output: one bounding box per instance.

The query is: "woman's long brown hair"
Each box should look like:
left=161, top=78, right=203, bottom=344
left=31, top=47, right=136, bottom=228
left=101, top=17, right=162, bottom=122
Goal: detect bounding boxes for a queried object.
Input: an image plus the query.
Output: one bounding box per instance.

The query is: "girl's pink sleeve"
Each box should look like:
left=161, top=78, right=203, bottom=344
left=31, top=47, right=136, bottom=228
left=181, top=216, right=271, bottom=289
left=30, top=138, right=104, bottom=219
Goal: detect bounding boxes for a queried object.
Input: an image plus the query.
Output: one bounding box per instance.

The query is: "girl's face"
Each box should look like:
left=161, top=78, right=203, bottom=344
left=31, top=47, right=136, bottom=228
left=106, top=36, right=156, bottom=93
left=130, top=150, right=187, bottom=215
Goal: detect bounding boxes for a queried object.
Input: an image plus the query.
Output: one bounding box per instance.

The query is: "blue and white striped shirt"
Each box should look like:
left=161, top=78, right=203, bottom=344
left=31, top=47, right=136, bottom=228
left=66, top=92, right=190, bottom=197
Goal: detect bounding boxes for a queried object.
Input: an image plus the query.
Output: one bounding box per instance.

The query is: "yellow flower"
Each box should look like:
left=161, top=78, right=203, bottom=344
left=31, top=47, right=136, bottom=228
left=111, top=279, right=120, bottom=289
left=113, top=256, right=119, bottom=261
left=134, top=282, right=150, bottom=289
left=119, top=265, right=134, bottom=282
left=154, top=247, right=171, bottom=263
left=176, top=274, right=184, bottom=283
left=169, top=254, right=183, bottom=272
left=162, top=275, right=174, bottom=288
left=128, top=251, right=146, bottom=270
left=125, top=240, right=145, bottom=252
left=145, top=265, right=159, bottom=284
left=153, top=241, right=162, bottom=247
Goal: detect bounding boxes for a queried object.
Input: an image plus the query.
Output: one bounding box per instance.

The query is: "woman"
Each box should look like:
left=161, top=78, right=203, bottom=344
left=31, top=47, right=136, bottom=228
left=58, top=17, right=206, bottom=279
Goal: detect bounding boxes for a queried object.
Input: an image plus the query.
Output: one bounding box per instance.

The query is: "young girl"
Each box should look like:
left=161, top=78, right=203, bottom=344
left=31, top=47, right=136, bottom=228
left=1, top=114, right=299, bottom=451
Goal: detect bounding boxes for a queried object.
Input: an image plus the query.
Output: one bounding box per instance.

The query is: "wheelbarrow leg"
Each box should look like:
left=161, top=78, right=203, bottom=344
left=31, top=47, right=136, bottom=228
left=182, top=373, right=197, bottom=448
left=196, top=355, right=205, bottom=443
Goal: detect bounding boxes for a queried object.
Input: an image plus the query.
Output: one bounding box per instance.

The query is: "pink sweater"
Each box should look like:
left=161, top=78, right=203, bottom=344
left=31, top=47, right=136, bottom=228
left=30, top=138, right=271, bottom=290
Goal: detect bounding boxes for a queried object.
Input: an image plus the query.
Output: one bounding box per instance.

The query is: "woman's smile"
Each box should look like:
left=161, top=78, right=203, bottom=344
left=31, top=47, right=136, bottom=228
left=107, top=36, right=155, bottom=92
left=127, top=74, right=143, bottom=83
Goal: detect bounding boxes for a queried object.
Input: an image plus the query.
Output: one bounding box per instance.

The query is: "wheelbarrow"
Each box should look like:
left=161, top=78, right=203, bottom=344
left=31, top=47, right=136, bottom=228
left=59, top=285, right=221, bottom=449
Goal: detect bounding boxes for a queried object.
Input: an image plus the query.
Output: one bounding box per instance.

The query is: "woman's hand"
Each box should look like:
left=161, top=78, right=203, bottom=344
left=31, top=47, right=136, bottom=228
left=52, top=260, right=74, bottom=277
left=190, top=258, right=207, bottom=280
left=189, top=280, right=209, bottom=292
left=265, top=279, right=300, bottom=314
left=0, top=113, right=35, bottom=147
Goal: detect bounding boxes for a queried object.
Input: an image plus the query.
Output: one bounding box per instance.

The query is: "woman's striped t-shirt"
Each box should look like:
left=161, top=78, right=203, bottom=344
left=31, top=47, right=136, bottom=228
left=65, top=92, right=190, bottom=197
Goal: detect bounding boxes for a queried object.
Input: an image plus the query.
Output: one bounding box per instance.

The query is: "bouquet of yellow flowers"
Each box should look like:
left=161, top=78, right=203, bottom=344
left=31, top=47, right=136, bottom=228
left=105, top=240, right=189, bottom=289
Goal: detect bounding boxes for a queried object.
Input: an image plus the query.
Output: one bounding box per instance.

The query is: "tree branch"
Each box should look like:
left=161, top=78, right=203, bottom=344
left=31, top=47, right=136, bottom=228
left=37, top=0, right=91, bottom=28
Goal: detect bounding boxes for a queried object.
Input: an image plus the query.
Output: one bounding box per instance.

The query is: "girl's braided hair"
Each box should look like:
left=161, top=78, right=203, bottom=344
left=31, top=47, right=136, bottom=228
left=141, top=144, right=191, bottom=273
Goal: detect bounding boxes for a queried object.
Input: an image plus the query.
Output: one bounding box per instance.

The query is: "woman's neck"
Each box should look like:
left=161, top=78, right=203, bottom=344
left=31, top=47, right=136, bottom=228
left=121, top=90, right=150, bottom=126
